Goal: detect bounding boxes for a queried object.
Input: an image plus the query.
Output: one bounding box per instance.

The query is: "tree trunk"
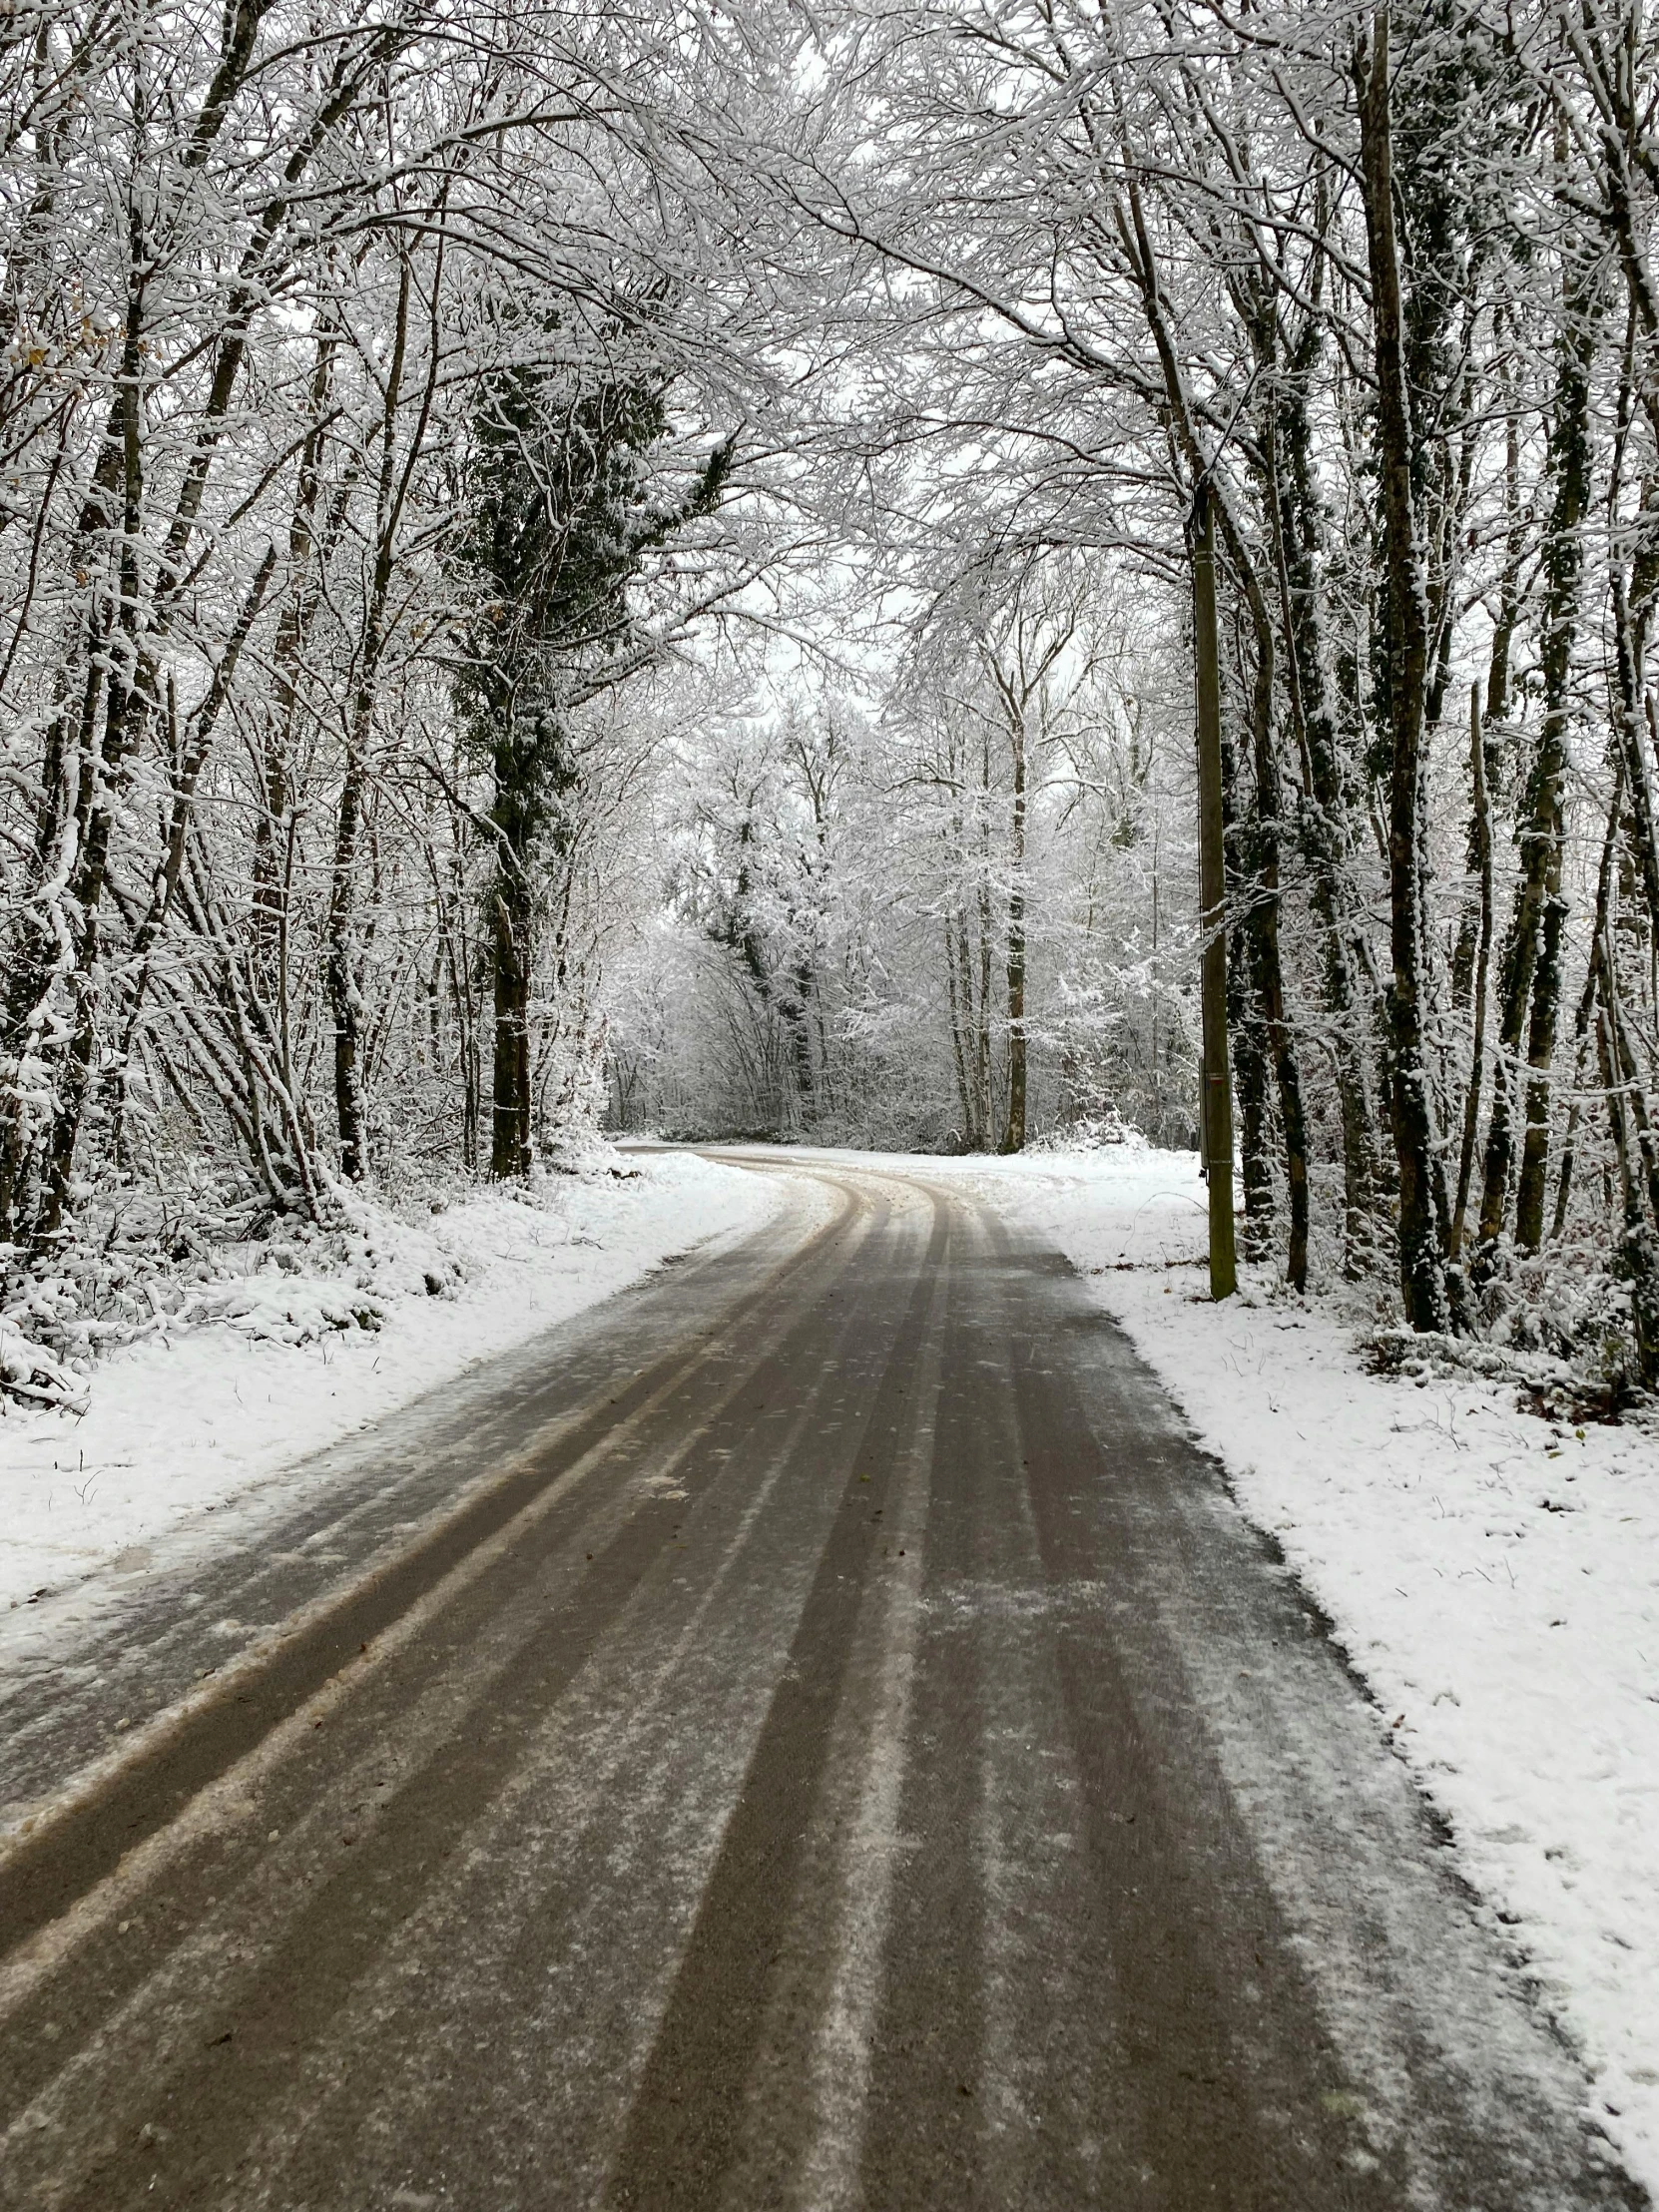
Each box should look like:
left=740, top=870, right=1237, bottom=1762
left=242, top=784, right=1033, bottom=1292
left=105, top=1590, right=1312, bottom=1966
left=1479, top=247, right=1595, bottom=1264
left=1553, top=766, right=1623, bottom=1240
left=1451, top=686, right=1495, bottom=1259
left=1230, top=929, right=1274, bottom=1264
left=1595, top=909, right=1659, bottom=1391
left=1358, top=6, right=1455, bottom=1333
left=1000, top=708, right=1027, bottom=1153
left=325, top=731, right=369, bottom=1183
left=38, top=247, right=154, bottom=1242
left=324, top=247, right=434, bottom=1183
left=490, top=855, right=533, bottom=1179
left=1486, top=334, right=1523, bottom=733
left=1123, top=166, right=1308, bottom=1287
left=1237, top=551, right=1309, bottom=1291
left=1270, top=358, right=1380, bottom=1276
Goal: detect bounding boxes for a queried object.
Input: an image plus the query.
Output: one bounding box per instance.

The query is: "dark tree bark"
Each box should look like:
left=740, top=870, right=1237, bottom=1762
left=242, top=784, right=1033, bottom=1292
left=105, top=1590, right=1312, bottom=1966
left=1269, top=340, right=1381, bottom=1277
left=1485, top=335, right=1524, bottom=734
left=1610, top=483, right=1659, bottom=942
left=1451, top=687, right=1495, bottom=1259
left=1552, top=765, right=1622, bottom=1241
left=489, top=849, right=534, bottom=1180
left=1478, top=249, right=1595, bottom=1264
left=1357, top=6, right=1457, bottom=1331
left=38, top=225, right=154, bottom=1243
left=327, top=267, right=409, bottom=1185
left=1594, top=916, right=1659, bottom=1390
left=1228, top=500, right=1310, bottom=1290
left=1124, top=168, right=1308, bottom=1289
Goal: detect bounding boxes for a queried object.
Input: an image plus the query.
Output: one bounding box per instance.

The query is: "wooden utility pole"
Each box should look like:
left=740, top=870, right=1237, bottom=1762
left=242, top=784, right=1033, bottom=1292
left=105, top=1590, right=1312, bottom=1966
left=1193, top=481, right=1238, bottom=1299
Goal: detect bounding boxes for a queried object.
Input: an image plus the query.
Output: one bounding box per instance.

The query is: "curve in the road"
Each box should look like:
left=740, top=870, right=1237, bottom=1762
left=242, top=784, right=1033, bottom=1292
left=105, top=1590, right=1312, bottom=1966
left=0, top=1153, right=1643, bottom=2212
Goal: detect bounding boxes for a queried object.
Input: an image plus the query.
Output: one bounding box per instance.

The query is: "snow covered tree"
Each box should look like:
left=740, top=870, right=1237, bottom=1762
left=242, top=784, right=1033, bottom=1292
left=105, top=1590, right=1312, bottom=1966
left=455, top=323, right=733, bottom=1176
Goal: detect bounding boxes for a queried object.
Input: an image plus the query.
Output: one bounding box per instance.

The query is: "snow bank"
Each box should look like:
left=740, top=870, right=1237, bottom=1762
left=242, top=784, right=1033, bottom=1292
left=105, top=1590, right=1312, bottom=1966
left=934, top=1143, right=1659, bottom=2197
left=0, top=1150, right=776, bottom=1619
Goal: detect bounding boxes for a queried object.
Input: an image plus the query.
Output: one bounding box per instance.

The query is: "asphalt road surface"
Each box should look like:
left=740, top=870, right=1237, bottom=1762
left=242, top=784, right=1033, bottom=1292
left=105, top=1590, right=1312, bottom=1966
left=0, top=1154, right=1644, bottom=2212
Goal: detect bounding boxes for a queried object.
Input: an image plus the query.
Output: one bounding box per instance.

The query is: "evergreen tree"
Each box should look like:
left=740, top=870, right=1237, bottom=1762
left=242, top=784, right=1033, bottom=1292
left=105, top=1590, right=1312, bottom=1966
left=455, top=337, right=732, bottom=1176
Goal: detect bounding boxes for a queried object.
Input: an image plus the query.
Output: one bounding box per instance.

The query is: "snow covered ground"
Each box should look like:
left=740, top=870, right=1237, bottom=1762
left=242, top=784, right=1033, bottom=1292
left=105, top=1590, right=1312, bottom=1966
left=3, top=1134, right=1653, bottom=2190
left=864, top=1138, right=1656, bottom=2199
left=0, top=1149, right=777, bottom=1626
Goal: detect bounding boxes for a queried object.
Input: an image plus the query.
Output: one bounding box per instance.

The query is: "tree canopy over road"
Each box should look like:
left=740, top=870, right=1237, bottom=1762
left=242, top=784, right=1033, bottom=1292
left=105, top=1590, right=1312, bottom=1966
left=3, top=0, right=1657, bottom=1386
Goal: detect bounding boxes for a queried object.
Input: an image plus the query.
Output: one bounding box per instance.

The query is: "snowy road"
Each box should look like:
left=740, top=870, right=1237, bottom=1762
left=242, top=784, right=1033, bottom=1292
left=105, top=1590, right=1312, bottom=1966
left=0, top=1155, right=1644, bottom=2211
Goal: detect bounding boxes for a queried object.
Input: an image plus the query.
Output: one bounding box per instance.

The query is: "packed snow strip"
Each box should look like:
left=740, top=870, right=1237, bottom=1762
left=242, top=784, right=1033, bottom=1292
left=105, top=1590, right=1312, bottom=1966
left=0, top=1150, right=779, bottom=1627
left=904, top=1140, right=1656, bottom=2198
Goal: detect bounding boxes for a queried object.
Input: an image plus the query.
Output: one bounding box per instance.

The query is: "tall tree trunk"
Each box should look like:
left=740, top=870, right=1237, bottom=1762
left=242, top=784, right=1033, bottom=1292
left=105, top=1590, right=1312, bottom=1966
left=1235, top=512, right=1310, bottom=1291
left=324, top=242, right=437, bottom=1182
left=1594, top=894, right=1659, bottom=1390
left=976, top=753, right=995, bottom=1144
left=1597, top=993, right=1659, bottom=1392
left=1611, top=487, right=1659, bottom=942
left=38, top=229, right=154, bottom=1242
left=1486, top=329, right=1523, bottom=734
left=1358, top=6, right=1456, bottom=1332
left=489, top=851, right=533, bottom=1179
left=945, top=894, right=978, bottom=1148
left=1552, top=764, right=1623, bottom=1240
left=1514, top=262, right=1596, bottom=1252
left=325, top=722, right=370, bottom=1182
left=1451, top=687, right=1495, bottom=1258
left=1271, top=353, right=1380, bottom=1276
left=1000, top=707, right=1027, bottom=1153
left=0, top=645, right=103, bottom=1243
left=1478, top=247, right=1595, bottom=1264
left=1229, top=929, right=1274, bottom=1262
left=1222, top=712, right=1274, bottom=1263
left=1123, top=171, right=1309, bottom=1288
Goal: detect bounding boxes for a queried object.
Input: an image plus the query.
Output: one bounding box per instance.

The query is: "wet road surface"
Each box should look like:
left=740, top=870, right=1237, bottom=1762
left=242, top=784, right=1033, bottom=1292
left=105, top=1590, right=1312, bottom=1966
left=0, top=1155, right=1643, bottom=2210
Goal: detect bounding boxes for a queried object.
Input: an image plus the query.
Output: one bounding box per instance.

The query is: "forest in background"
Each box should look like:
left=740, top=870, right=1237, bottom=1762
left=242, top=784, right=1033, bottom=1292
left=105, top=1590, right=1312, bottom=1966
left=3, top=0, right=1658, bottom=1404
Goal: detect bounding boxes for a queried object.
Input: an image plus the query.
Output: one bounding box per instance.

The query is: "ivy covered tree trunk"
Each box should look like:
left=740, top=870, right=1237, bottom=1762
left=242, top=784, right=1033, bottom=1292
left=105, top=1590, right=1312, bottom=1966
left=484, top=707, right=575, bottom=1179
left=457, top=340, right=731, bottom=1176
left=1513, top=259, right=1596, bottom=1256
left=1271, top=352, right=1381, bottom=1277
left=1476, top=257, right=1594, bottom=1266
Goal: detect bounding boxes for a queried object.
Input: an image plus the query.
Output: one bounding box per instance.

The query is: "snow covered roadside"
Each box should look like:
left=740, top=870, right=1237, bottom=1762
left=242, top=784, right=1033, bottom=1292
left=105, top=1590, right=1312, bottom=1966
left=0, top=1150, right=778, bottom=1625
left=920, top=1140, right=1658, bottom=2197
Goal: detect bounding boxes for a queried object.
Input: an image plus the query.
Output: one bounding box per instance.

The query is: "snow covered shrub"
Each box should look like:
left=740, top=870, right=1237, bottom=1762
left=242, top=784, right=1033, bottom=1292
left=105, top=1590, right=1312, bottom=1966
left=0, top=1314, right=86, bottom=1413
left=1030, top=1109, right=1149, bottom=1152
